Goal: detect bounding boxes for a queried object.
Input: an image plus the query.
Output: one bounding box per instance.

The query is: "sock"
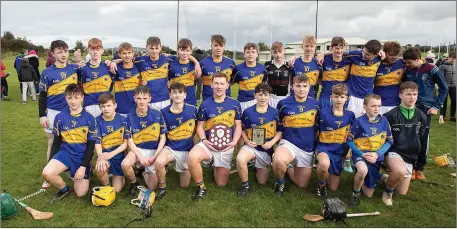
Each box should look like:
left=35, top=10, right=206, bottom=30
left=159, top=182, right=166, bottom=189
left=131, top=179, right=138, bottom=184
left=353, top=189, right=361, bottom=196
left=60, top=184, right=69, bottom=193
left=385, top=185, right=394, bottom=194
left=241, top=181, right=249, bottom=187
left=276, top=178, right=285, bottom=185
left=196, top=180, right=206, bottom=189
left=318, top=179, right=327, bottom=187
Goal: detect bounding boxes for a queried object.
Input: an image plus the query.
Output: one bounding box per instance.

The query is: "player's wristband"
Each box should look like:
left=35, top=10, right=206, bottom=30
left=201, top=138, right=207, bottom=143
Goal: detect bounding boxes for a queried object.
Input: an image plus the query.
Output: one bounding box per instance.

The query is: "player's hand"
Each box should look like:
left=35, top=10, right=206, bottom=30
left=148, top=154, right=158, bottom=165
left=203, top=139, right=218, bottom=152
left=221, top=141, right=236, bottom=152
left=74, top=166, right=86, bottom=180
left=39, top=117, right=49, bottom=129
left=96, top=159, right=109, bottom=173
left=141, top=79, right=147, bottom=86
left=78, top=62, right=85, bottom=68
left=102, top=152, right=114, bottom=161
left=246, top=140, right=257, bottom=148
left=194, top=64, right=202, bottom=78
left=288, top=56, right=296, bottom=68
left=109, top=62, right=118, bottom=74
left=378, top=50, right=386, bottom=60
left=261, top=141, right=274, bottom=150
left=439, top=115, right=445, bottom=124
left=138, top=155, right=151, bottom=167
left=163, top=53, right=171, bottom=57
left=368, top=152, right=378, bottom=163
left=427, top=107, right=438, bottom=115
left=316, top=53, right=325, bottom=65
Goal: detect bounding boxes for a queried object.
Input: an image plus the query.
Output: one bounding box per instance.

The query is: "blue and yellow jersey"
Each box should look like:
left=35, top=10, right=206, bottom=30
left=52, top=108, right=97, bottom=157
left=347, top=114, right=393, bottom=154
left=344, top=50, right=382, bottom=98
left=320, top=55, right=351, bottom=100
left=168, top=59, right=197, bottom=106
left=197, top=97, right=241, bottom=140
left=134, top=55, right=173, bottom=103
left=200, top=56, right=236, bottom=100
left=78, top=63, right=113, bottom=106
left=233, top=62, right=268, bottom=102
left=373, top=59, right=405, bottom=107
left=128, top=108, right=168, bottom=150
left=95, top=113, right=131, bottom=160
left=317, top=107, right=355, bottom=155
left=161, top=104, right=198, bottom=151
left=292, top=57, right=322, bottom=99
left=241, top=105, right=281, bottom=155
left=40, top=63, right=79, bottom=111
left=277, top=95, right=320, bottom=152
left=113, top=63, right=141, bottom=114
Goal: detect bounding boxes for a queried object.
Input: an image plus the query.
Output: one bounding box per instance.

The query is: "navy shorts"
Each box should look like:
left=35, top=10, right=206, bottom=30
left=352, top=156, right=382, bottom=189
left=318, top=150, right=343, bottom=176
left=52, top=151, right=91, bottom=180
left=108, top=156, right=125, bottom=176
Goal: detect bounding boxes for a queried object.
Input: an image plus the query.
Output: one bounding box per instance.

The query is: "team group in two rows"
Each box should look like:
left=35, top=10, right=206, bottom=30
left=37, top=34, right=450, bottom=207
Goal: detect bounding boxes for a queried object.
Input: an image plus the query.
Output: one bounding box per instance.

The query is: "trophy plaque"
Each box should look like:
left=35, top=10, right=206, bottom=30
left=252, top=128, right=266, bottom=145
left=208, top=124, right=232, bottom=151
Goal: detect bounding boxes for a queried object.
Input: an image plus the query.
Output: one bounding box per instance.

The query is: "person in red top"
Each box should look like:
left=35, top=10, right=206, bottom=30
left=45, top=51, right=56, bottom=68
left=1, top=60, right=10, bottom=100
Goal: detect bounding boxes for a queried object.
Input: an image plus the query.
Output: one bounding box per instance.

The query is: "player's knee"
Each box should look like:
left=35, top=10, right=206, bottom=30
left=317, top=160, right=330, bottom=171
left=113, top=184, right=124, bottom=193
left=396, top=189, right=408, bottom=195
left=121, top=159, right=133, bottom=170
left=42, top=167, right=53, bottom=180
left=75, top=190, right=88, bottom=198
left=215, top=180, right=227, bottom=187
left=356, top=166, right=368, bottom=176
left=96, top=170, right=107, bottom=178
left=154, top=158, right=166, bottom=169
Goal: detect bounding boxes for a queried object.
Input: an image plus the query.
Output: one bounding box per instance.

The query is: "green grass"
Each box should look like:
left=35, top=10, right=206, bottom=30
left=1, top=59, right=456, bottom=228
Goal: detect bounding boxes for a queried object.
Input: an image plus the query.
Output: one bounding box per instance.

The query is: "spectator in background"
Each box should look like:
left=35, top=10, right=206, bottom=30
left=18, top=58, right=38, bottom=104
left=14, top=49, right=28, bottom=95
left=112, top=51, right=120, bottom=60
left=436, top=53, right=448, bottom=67
left=193, top=46, right=207, bottom=102
left=85, top=52, right=91, bottom=62
left=45, top=50, right=56, bottom=68
left=69, top=49, right=83, bottom=65
left=1, top=59, right=10, bottom=100
left=425, top=52, right=436, bottom=64
left=25, top=50, right=41, bottom=94
left=439, top=51, right=457, bottom=123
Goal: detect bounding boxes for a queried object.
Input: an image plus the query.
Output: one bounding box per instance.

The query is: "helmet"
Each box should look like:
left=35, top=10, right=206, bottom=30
left=91, top=186, right=115, bottom=207
left=131, top=186, right=155, bottom=218
left=1, top=192, right=20, bottom=220
left=435, top=155, right=450, bottom=167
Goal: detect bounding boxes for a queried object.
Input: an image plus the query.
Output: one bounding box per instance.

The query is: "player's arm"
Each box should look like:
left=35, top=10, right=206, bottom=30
left=346, top=121, right=365, bottom=159
left=431, top=66, right=450, bottom=112
left=188, top=55, right=202, bottom=78
left=231, top=120, right=243, bottom=145
left=48, top=135, right=62, bottom=161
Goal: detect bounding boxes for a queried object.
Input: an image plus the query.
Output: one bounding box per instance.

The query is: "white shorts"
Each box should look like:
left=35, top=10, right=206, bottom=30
left=85, top=105, right=102, bottom=118
left=196, top=142, right=234, bottom=169
left=347, top=96, right=365, bottom=118
left=276, top=139, right=314, bottom=168
left=241, top=145, right=271, bottom=169
left=149, top=100, right=171, bottom=110
left=380, top=106, right=396, bottom=115
left=386, top=152, right=413, bottom=178
left=138, top=148, right=156, bottom=174
left=240, top=99, right=257, bottom=113
left=44, top=108, right=61, bottom=134
left=269, top=95, right=288, bottom=109
left=164, top=146, right=189, bottom=173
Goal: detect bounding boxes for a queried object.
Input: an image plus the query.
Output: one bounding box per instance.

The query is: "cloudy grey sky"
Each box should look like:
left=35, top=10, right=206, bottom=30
left=1, top=1, right=455, bottom=51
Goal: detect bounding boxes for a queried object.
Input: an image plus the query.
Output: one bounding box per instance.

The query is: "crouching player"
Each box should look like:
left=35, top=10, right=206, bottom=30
left=42, top=83, right=96, bottom=203
left=236, top=83, right=282, bottom=196
left=155, top=82, right=198, bottom=200
left=381, top=81, right=427, bottom=206
left=272, top=74, right=320, bottom=197
left=316, top=84, right=355, bottom=197
left=121, top=86, right=167, bottom=195
left=94, top=93, right=130, bottom=192
left=346, top=94, right=393, bottom=207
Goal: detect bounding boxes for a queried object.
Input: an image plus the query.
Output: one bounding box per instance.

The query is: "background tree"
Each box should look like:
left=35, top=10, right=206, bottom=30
left=257, top=42, right=269, bottom=51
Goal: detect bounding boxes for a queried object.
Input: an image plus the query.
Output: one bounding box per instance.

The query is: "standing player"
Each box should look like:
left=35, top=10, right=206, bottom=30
left=109, top=37, right=201, bottom=110
left=316, top=84, right=355, bottom=197
left=233, top=43, right=268, bottom=112
left=289, top=35, right=322, bottom=99
left=168, top=38, right=197, bottom=106
left=79, top=38, right=113, bottom=118
left=39, top=40, right=79, bottom=189
left=121, top=86, right=168, bottom=194
left=381, top=81, right=427, bottom=206
left=264, top=41, right=293, bottom=108
left=41, top=84, right=96, bottom=203
left=236, top=83, right=282, bottom=196
left=373, top=41, right=405, bottom=115
left=111, top=42, right=142, bottom=117
left=200, top=35, right=236, bottom=101
left=403, top=47, right=448, bottom=180
left=155, top=82, right=198, bottom=200
left=319, top=37, right=351, bottom=109
left=346, top=94, right=393, bottom=207
left=272, top=74, right=320, bottom=197
left=95, top=93, right=131, bottom=192
left=187, top=72, right=242, bottom=201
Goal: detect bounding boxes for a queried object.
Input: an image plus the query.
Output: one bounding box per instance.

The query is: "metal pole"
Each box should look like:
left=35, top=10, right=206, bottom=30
left=315, top=0, right=318, bottom=39
left=177, top=0, right=180, bottom=46
left=233, top=6, right=237, bottom=60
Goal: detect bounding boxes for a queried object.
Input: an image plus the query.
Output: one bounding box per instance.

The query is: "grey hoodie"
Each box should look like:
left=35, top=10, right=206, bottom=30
left=439, top=60, right=456, bottom=88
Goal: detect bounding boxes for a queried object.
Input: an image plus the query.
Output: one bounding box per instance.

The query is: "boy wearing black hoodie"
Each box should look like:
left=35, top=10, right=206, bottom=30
left=18, top=57, right=38, bottom=104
